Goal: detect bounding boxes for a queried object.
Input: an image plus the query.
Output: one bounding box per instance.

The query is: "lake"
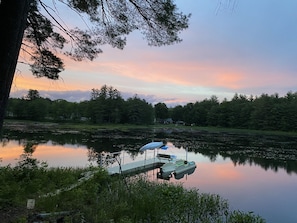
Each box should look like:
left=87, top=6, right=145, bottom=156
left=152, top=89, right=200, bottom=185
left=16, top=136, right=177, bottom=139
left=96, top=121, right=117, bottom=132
left=1, top=127, right=297, bottom=223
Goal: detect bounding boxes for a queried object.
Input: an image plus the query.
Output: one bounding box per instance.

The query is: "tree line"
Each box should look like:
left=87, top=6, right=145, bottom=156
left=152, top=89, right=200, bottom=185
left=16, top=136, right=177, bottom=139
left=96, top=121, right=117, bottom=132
left=6, top=85, right=297, bottom=131
left=0, top=0, right=190, bottom=131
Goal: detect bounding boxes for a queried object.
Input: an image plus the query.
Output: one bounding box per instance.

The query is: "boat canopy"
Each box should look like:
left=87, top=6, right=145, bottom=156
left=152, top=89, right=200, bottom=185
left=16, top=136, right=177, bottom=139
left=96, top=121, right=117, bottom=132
left=139, top=141, right=165, bottom=152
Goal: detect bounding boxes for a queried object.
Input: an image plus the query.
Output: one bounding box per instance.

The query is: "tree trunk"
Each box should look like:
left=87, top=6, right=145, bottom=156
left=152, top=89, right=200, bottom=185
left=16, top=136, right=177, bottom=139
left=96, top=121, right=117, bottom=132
left=0, top=0, right=30, bottom=133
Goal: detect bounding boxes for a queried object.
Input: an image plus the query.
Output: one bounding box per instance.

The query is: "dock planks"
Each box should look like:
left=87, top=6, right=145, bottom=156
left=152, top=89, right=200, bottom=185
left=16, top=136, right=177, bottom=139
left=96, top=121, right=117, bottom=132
left=107, top=157, right=171, bottom=175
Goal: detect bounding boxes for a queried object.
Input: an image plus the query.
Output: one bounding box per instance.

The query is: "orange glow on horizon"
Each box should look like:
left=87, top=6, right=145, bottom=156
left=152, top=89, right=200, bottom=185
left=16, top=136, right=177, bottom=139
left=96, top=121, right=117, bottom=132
left=12, top=47, right=297, bottom=101
left=15, top=48, right=248, bottom=92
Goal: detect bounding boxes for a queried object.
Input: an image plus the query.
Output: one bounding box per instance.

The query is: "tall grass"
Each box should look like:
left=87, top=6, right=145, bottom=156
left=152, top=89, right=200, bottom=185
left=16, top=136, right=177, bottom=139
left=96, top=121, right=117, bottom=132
left=0, top=164, right=265, bottom=223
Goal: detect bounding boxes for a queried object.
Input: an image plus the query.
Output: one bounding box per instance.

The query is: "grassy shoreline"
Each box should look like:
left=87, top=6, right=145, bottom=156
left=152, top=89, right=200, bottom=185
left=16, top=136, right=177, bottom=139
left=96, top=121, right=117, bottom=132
left=0, top=164, right=266, bottom=223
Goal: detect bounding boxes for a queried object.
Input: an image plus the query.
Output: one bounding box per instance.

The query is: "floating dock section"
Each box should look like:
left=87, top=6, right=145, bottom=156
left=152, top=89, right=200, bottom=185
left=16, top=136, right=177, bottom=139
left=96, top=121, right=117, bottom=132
left=107, top=156, right=173, bottom=175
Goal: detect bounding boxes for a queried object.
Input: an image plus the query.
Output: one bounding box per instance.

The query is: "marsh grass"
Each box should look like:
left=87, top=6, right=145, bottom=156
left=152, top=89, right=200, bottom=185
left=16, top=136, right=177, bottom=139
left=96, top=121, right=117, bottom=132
left=4, top=119, right=297, bottom=136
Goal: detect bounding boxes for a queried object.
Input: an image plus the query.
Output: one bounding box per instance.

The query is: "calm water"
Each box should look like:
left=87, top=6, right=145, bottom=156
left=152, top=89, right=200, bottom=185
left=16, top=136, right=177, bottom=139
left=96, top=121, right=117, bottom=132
left=1, top=129, right=297, bottom=223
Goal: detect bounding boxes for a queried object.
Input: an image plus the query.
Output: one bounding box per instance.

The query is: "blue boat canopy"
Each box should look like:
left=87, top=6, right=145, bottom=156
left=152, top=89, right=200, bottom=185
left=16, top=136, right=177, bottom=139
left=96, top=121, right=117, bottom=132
left=139, top=141, right=165, bottom=152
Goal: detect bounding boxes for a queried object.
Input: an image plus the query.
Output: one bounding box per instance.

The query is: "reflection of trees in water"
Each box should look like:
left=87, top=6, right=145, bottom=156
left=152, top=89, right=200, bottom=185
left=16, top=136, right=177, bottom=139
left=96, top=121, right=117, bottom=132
left=87, top=149, right=121, bottom=167
left=164, top=130, right=297, bottom=175
left=3, top=128, right=297, bottom=174
left=221, top=153, right=297, bottom=175
left=14, top=141, right=48, bottom=170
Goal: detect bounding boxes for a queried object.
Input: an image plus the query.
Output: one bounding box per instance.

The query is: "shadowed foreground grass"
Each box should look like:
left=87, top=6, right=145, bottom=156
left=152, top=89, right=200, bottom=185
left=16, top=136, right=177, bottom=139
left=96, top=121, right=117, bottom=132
left=0, top=163, right=265, bottom=223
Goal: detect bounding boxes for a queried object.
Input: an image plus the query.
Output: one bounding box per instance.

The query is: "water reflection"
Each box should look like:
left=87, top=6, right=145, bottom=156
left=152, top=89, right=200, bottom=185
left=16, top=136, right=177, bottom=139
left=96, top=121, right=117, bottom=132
left=0, top=140, right=95, bottom=167
left=1, top=129, right=297, bottom=174
left=1, top=128, right=297, bottom=223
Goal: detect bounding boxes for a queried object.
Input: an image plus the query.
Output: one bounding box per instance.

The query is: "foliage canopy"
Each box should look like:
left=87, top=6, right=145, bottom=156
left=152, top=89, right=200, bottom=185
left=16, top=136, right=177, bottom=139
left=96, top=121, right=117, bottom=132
left=23, top=0, right=190, bottom=79
left=6, top=88, right=297, bottom=132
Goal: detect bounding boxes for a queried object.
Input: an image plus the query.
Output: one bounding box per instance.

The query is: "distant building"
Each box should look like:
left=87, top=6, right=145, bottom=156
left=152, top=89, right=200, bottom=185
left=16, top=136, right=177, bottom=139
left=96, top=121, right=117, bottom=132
left=175, top=121, right=185, bottom=125
left=163, top=118, right=173, bottom=124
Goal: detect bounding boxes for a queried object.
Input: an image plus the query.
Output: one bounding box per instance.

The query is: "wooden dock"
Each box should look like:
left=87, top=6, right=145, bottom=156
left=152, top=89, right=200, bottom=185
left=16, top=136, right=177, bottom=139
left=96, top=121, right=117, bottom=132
left=107, top=157, right=172, bottom=175
left=40, top=155, right=174, bottom=198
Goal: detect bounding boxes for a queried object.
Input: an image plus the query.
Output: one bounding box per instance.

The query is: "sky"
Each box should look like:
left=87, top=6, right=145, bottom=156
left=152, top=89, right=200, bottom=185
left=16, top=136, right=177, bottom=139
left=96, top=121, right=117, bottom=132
left=11, top=0, right=297, bottom=106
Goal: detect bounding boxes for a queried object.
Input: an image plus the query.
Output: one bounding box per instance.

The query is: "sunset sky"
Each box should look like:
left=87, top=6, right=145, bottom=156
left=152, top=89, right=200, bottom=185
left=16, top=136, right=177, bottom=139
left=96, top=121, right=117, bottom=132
left=11, top=0, right=297, bottom=106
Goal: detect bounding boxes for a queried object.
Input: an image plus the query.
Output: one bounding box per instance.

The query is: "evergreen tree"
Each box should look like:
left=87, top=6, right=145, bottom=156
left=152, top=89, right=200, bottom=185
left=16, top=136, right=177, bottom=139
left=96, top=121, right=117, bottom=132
left=0, top=0, right=190, bottom=131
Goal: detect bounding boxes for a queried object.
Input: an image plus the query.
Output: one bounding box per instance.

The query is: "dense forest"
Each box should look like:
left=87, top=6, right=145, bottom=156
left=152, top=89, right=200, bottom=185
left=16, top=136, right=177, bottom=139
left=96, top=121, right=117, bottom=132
left=5, top=85, right=297, bottom=132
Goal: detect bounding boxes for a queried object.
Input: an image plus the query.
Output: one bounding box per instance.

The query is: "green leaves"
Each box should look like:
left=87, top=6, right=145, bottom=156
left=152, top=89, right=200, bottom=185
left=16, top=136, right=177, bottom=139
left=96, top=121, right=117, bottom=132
left=228, top=210, right=266, bottom=223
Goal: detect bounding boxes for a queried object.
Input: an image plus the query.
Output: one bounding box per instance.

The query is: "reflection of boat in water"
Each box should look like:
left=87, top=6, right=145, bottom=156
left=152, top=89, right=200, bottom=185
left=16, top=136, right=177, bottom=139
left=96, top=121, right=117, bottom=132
left=157, top=171, right=172, bottom=180
left=158, top=159, right=196, bottom=180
